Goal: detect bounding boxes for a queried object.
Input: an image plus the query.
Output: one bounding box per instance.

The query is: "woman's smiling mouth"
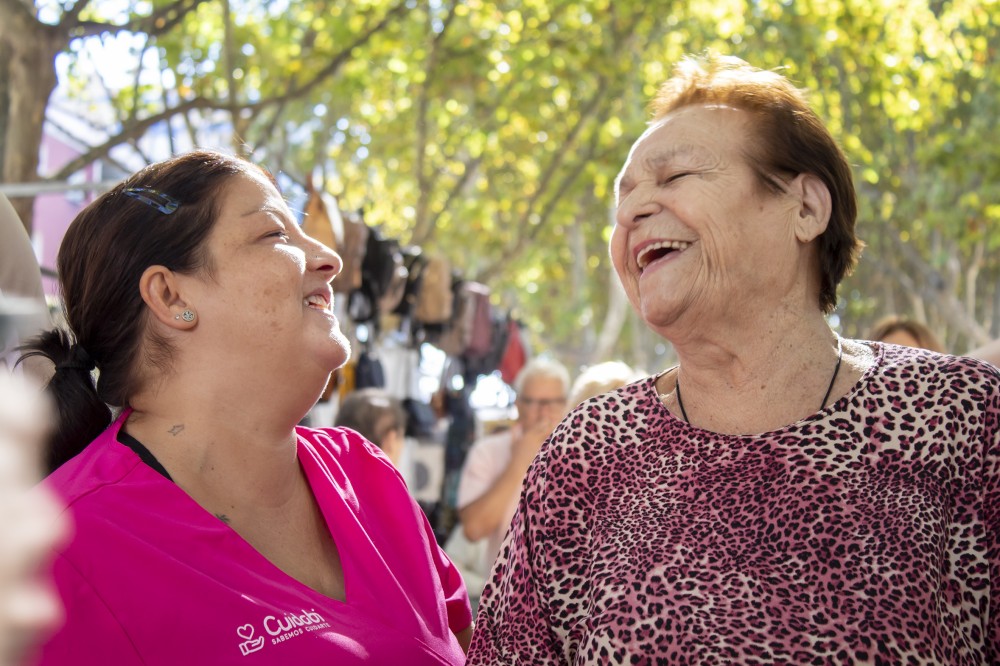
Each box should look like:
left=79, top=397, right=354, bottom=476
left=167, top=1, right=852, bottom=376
left=303, top=293, right=331, bottom=311
left=636, top=240, right=692, bottom=271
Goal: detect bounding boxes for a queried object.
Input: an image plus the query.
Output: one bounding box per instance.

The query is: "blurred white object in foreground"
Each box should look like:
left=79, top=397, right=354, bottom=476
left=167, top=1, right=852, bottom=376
left=0, top=373, right=68, bottom=666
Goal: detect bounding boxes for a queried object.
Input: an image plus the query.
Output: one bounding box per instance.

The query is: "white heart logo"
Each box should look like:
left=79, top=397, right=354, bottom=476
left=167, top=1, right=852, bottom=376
left=237, top=624, right=255, bottom=640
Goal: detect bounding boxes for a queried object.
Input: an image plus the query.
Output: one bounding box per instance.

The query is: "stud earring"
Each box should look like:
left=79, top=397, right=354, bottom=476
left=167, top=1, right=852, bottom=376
left=175, top=309, right=196, bottom=322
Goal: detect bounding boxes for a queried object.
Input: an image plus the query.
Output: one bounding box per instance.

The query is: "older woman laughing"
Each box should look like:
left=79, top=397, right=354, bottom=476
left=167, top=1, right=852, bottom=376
left=467, top=53, right=999, bottom=664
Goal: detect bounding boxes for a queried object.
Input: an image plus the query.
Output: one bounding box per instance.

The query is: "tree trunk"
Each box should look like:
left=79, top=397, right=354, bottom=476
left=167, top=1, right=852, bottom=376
left=594, top=202, right=631, bottom=366
left=0, top=11, right=62, bottom=234
left=0, top=39, right=10, bottom=179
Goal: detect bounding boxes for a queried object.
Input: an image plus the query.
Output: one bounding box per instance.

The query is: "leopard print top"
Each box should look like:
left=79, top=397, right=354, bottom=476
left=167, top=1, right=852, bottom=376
left=467, top=342, right=1000, bottom=665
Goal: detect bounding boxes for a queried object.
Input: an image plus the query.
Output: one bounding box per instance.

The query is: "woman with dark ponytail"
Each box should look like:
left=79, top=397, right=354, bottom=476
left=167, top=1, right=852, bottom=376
left=23, top=150, right=472, bottom=665
left=20, top=328, right=108, bottom=473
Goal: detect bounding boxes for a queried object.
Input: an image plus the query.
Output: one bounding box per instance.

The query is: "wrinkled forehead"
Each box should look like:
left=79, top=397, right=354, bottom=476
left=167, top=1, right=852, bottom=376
left=614, top=104, right=748, bottom=196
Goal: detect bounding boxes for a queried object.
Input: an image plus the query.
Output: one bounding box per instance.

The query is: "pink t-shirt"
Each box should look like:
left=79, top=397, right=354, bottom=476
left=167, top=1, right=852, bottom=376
left=38, top=413, right=471, bottom=665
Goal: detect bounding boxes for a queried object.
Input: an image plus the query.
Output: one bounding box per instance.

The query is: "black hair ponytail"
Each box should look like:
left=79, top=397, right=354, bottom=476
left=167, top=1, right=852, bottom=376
left=18, top=328, right=111, bottom=473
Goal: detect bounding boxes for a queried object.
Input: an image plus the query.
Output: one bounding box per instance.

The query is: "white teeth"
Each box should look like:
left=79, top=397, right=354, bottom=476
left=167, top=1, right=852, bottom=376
left=304, top=294, right=329, bottom=309
left=637, top=240, right=691, bottom=270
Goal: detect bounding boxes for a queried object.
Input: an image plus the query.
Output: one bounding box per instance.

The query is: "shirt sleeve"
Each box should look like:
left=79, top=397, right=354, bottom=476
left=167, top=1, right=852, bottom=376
left=314, top=426, right=474, bottom=637
left=422, top=502, right=474, bottom=634
left=37, top=554, right=142, bottom=666
left=984, top=389, right=1000, bottom=661
left=456, top=436, right=498, bottom=510
left=466, top=449, right=566, bottom=664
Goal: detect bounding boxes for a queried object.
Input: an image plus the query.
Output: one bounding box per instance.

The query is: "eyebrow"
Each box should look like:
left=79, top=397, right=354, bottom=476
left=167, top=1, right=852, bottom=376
left=241, top=203, right=289, bottom=219
left=617, top=143, right=706, bottom=196
left=643, top=144, right=699, bottom=170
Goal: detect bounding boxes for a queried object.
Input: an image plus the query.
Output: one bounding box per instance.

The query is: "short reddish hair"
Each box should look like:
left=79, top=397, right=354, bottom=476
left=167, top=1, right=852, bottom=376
left=651, top=53, right=863, bottom=314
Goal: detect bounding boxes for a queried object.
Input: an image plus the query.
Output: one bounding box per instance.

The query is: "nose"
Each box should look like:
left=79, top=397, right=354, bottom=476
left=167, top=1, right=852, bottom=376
left=615, top=184, right=660, bottom=229
left=305, top=236, right=343, bottom=281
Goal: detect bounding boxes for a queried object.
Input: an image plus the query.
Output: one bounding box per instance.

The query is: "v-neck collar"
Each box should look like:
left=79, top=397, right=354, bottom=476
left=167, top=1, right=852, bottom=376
left=109, top=412, right=354, bottom=607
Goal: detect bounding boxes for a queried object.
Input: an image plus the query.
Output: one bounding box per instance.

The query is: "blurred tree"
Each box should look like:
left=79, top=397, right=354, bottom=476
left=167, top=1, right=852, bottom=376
left=0, top=0, right=997, bottom=367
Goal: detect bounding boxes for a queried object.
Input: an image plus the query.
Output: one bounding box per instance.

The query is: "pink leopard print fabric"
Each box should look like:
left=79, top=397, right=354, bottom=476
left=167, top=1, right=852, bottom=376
left=467, top=343, right=1000, bottom=664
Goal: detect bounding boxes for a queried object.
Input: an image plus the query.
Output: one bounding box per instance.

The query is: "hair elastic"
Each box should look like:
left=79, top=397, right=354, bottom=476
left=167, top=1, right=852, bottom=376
left=55, top=344, right=96, bottom=372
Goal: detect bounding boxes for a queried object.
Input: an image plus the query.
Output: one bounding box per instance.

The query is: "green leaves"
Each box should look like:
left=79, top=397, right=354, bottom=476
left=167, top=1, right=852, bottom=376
left=18, top=0, right=1000, bottom=363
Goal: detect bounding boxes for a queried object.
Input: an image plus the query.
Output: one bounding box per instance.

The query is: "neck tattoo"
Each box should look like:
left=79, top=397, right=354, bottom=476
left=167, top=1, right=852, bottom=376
left=671, top=337, right=844, bottom=426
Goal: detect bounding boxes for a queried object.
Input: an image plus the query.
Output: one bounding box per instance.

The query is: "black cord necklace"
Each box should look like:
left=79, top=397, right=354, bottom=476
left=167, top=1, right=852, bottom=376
left=673, top=337, right=843, bottom=425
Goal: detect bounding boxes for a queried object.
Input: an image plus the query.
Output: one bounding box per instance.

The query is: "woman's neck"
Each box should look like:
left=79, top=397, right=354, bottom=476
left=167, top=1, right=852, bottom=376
left=123, top=399, right=303, bottom=508
left=657, top=315, right=853, bottom=434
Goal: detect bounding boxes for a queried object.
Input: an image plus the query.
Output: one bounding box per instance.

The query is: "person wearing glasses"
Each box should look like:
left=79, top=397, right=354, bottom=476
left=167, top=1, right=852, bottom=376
left=467, top=53, right=999, bottom=663
left=19, top=151, right=472, bottom=664
left=456, top=358, right=570, bottom=582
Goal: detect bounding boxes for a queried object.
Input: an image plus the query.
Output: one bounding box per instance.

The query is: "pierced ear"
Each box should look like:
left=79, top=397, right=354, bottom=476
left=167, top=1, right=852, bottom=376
left=139, top=265, right=195, bottom=330
left=791, top=173, right=832, bottom=244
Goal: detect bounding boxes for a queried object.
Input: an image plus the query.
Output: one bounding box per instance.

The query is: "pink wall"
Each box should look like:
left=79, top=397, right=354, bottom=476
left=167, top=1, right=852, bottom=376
left=33, top=133, right=100, bottom=296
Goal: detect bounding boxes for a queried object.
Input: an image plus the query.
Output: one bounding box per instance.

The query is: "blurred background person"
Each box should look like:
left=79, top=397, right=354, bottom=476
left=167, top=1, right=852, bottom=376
left=468, top=53, right=999, bottom=664
left=334, top=388, right=407, bottom=467
left=568, top=360, right=644, bottom=406
left=455, top=358, right=570, bottom=586
left=19, top=150, right=471, bottom=664
left=966, top=338, right=1000, bottom=367
left=0, top=365, right=67, bottom=666
left=866, top=314, right=945, bottom=352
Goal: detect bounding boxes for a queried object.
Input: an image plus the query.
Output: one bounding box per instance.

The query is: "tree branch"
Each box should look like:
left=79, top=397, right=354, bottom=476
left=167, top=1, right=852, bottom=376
left=477, top=121, right=603, bottom=283
left=50, top=0, right=413, bottom=183
left=413, top=1, right=458, bottom=239
left=284, top=0, right=412, bottom=101
left=411, top=152, right=483, bottom=247
left=51, top=96, right=217, bottom=179
left=42, top=113, right=136, bottom=176
left=883, top=231, right=991, bottom=344
left=126, top=36, right=151, bottom=124
left=475, top=76, right=611, bottom=280
left=61, top=0, right=93, bottom=26
left=132, top=0, right=212, bottom=37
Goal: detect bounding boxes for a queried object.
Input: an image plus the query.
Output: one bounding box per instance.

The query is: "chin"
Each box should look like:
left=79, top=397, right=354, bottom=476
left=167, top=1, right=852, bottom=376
left=324, top=332, right=352, bottom=371
left=638, top=300, right=681, bottom=332
left=303, top=330, right=351, bottom=375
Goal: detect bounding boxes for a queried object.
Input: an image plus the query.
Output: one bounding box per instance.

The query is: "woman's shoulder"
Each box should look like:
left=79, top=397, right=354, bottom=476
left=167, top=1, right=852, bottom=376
left=547, top=375, right=665, bottom=454
left=859, top=342, right=1000, bottom=428
left=295, top=425, right=402, bottom=483
left=566, top=375, right=657, bottom=416
left=873, top=340, right=1000, bottom=386
left=296, top=424, right=385, bottom=458
left=44, top=418, right=146, bottom=507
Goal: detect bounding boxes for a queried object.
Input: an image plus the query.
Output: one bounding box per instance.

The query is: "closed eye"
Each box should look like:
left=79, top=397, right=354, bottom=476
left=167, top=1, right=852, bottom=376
left=659, top=172, right=694, bottom=186
left=265, top=230, right=290, bottom=241
left=615, top=180, right=634, bottom=204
